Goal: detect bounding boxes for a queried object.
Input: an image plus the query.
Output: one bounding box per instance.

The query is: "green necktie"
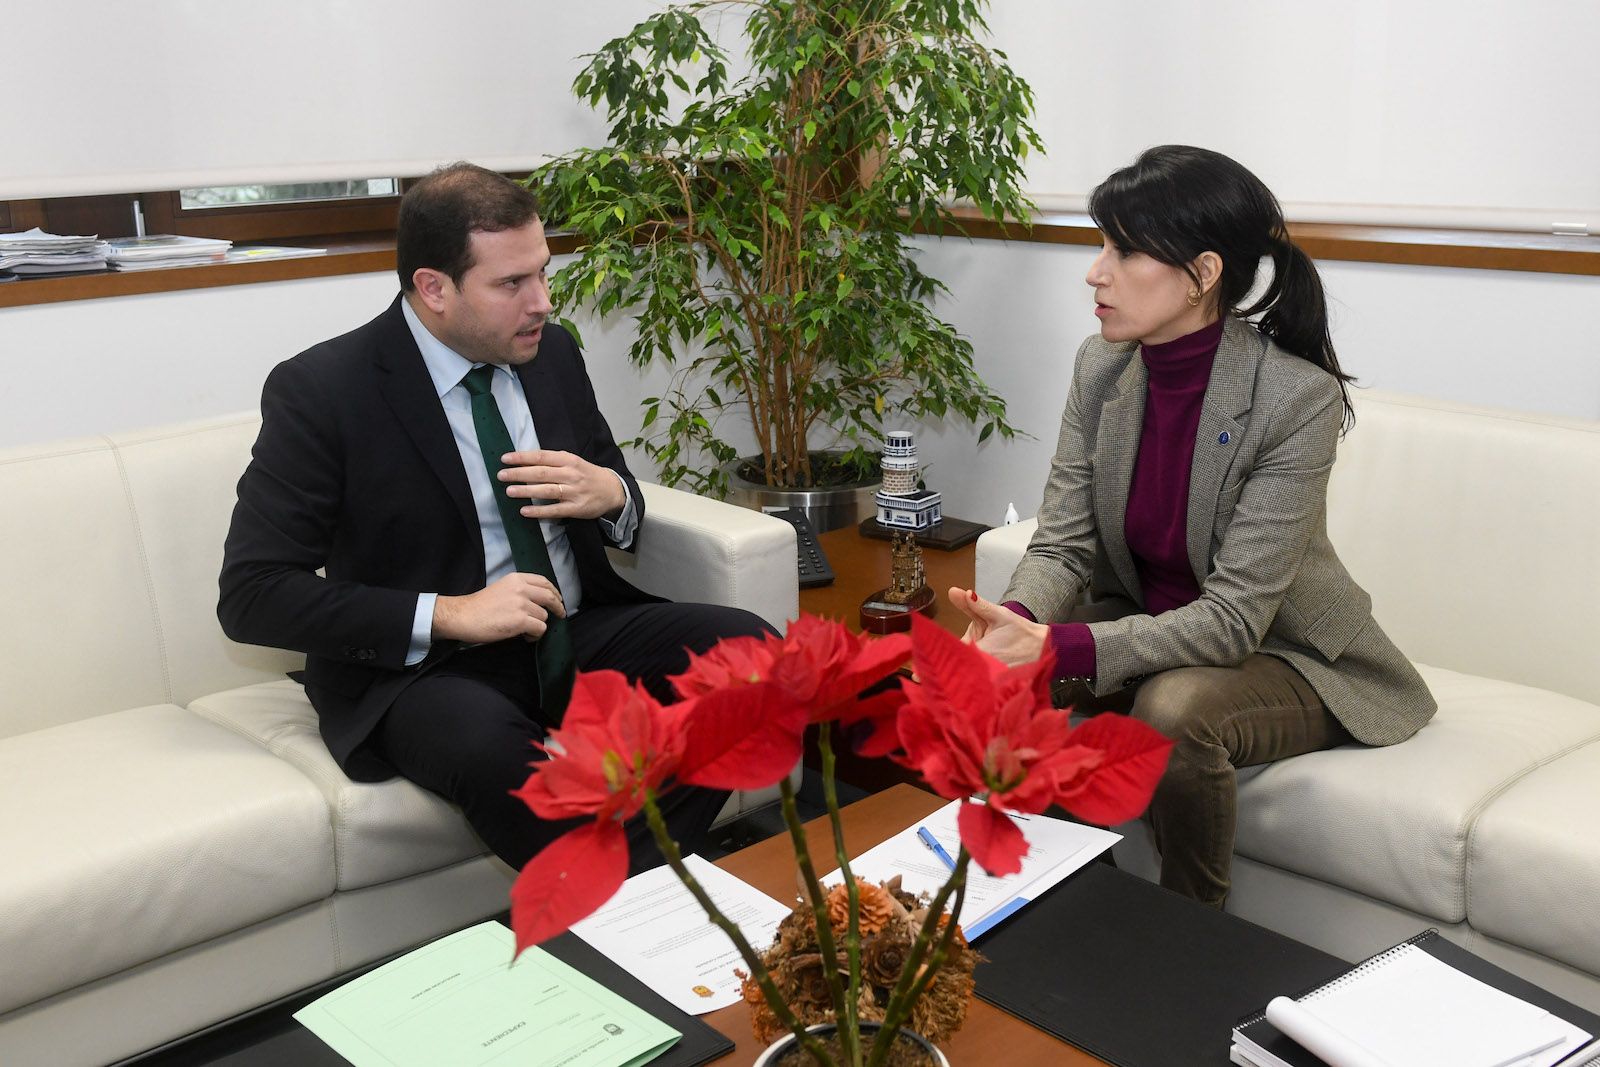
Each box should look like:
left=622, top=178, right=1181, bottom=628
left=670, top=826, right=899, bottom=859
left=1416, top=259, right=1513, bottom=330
left=460, top=366, right=575, bottom=721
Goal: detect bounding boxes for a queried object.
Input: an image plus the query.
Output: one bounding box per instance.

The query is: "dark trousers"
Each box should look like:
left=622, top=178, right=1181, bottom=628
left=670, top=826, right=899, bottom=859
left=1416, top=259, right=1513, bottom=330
left=370, top=601, right=776, bottom=871
left=1056, top=599, right=1351, bottom=909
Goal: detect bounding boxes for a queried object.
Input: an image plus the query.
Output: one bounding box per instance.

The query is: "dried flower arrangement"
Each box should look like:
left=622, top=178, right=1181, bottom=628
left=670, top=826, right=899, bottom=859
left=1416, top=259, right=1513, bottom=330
left=739, top=877, right=977, bottom=1048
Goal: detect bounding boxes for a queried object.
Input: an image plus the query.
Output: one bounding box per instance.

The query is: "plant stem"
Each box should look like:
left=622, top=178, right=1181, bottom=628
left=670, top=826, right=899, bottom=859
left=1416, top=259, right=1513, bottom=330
left=866, top=844, right=970, bottom=1067
left=871, top=862, right=968, bottom=1067
left=641, top=792, right=835, bottom=1066
left=817, top=725, right=864, bottom=1055
left=777, top=774, right=859, bottom=1064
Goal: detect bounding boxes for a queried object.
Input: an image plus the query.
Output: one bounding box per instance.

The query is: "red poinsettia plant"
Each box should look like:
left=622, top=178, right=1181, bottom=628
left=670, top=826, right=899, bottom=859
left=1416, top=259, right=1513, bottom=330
left=509, top=612, right=1172, bottom=1067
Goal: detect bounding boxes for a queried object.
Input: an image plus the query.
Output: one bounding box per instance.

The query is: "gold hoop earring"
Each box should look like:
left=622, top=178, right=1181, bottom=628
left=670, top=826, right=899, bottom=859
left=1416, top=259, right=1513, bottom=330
left=1186, top=290, right=1201, bottom=307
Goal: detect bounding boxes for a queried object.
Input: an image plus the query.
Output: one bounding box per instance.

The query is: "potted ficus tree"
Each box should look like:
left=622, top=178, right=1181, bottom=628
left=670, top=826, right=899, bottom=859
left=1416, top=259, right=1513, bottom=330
left=530, top=0, right=1042, bottom=521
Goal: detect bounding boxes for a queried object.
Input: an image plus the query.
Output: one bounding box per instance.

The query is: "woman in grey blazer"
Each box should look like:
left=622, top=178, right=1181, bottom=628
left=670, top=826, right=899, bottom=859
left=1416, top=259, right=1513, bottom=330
left=955, top=146, right=1434, bottom=907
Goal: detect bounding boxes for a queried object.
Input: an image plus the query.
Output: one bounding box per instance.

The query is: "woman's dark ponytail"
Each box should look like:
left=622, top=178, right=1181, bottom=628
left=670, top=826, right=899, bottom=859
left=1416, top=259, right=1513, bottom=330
left=1090, top=146, right=1356, bottom=430
left=1245, top=232, right=1354, bottom=430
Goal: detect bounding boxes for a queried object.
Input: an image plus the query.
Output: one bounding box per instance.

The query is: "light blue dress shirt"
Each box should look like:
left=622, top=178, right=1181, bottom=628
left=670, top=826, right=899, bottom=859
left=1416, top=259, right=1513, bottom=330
left=401, top=297, right=637, bottom=665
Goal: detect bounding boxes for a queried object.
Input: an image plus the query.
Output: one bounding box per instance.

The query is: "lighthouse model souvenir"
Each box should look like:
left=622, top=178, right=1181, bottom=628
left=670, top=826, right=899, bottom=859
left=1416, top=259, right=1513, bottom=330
left=873, top=431, right=943, bottom=531
left=861, top=432, right=937, bottom=631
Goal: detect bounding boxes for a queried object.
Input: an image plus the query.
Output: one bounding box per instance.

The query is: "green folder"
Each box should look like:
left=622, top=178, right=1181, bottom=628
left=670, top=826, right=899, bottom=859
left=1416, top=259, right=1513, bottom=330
left=295, top=921, right=680, bottom=1067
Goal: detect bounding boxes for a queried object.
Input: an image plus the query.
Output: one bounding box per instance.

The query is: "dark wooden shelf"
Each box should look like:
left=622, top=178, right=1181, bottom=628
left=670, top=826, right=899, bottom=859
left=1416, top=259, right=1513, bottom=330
left=5, top=210, right=1595, bottom=310
left=0, top=231, right=587, bottom=309
left=935, top=206, right=1600, bottom=277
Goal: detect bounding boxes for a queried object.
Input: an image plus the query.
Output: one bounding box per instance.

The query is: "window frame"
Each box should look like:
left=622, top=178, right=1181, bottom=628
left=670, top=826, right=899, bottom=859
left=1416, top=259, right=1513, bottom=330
left=142, top=187, right=404, bottom=242
left=1, top=183, right=409, bottom=245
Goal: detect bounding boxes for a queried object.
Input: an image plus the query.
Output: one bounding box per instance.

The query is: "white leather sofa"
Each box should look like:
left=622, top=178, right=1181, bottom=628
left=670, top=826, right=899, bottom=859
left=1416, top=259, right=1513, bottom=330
left=0, top=413, right=799, bottom=1067
left=977, top=390, right=1600, bottom=1013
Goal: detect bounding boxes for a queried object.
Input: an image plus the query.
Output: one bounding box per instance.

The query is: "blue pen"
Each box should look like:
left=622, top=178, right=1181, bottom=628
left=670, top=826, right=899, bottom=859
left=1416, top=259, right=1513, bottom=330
left=916, top=826, right=957, bottom=871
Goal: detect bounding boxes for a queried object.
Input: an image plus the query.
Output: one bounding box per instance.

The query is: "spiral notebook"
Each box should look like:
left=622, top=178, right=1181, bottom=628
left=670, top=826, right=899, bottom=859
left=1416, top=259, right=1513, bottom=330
left=1232, top=930, right=1596, bottom=1067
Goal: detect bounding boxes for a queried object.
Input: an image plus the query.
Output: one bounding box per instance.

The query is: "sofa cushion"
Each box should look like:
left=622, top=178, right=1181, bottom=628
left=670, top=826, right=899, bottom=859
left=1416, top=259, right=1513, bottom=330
left=1233, top=664, right=1600, bottom=922
left=1468, top=739, right=1600, bottom=977
left=1326, top=392, right=1600, bottom=707
left=0, top=440, right=172, bottom=736
left=108, top=416, right=303, bottom=706
left=188, top=681, right=489, bottom=891
left=0, top=704, right=334, bottom=1016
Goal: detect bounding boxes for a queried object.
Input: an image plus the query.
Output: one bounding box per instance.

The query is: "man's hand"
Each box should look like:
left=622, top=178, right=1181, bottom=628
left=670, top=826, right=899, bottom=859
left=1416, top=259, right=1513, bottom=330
left=947, top=586, right=1048, bottom=667
left=498, top=449, right=625, bottom=521
left=433, top=573, right=566, bottom=644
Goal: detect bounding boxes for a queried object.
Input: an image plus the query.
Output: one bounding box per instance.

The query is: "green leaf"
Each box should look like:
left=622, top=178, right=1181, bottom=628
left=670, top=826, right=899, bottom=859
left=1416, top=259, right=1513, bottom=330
left=803, top=120, right=817, bottom=143
left=837, top=277, right=854, bottom=300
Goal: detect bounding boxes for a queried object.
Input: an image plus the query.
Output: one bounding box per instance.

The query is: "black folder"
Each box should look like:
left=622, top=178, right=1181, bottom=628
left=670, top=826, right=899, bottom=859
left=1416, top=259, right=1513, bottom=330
left=1232, top=928, right=1600, bottom=1067
left=974, top=863, right=1348, bottom=1067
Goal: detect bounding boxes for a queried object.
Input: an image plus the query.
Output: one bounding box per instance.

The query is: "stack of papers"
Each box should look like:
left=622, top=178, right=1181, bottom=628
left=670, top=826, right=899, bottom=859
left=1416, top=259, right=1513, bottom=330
left=0, top=227, right=109, bottom=274
left=105, top=234, right=232, bottom=271
left=825, top=799, right=1120, bottom=940
left=224, top=244, right=327, bottom=264
left=572, top=855, right=790, bottom=1015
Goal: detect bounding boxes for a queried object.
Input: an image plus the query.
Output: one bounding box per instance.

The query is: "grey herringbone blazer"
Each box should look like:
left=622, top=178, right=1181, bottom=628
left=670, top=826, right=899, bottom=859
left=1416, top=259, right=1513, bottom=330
left=1003, top=316, right=1435, bottom=746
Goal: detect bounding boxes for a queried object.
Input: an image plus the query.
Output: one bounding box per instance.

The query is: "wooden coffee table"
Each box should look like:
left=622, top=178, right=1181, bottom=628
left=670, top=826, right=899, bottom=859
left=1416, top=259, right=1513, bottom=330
left=702, top=784, right=1109, bottom=1065
left=798, top=527, right=976, bottom=638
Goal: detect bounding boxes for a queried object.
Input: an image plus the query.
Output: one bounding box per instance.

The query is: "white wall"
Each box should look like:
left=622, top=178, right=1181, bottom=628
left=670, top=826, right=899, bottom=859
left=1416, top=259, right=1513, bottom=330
left=989, top=0, right=1600, bottom=231
left=2, top=275, right=396, bottom=445
left=5, top=0, right=1598, bottom=515
left=13, top=1, right=1594, bottom=226
left=0, top=0, right=667, bottom=198
left=906, top=238, right=1600, bottom=526
left=0, top=262, right=675, bottom=455
left=5, top=243, right=1597, bottom=534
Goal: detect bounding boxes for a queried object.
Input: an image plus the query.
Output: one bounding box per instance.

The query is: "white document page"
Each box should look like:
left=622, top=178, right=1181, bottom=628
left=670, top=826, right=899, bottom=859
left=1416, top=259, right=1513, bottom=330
left=571, top=855, right=790, bottom=1015
left=823, top=799, right=1119, bottom=940
left=1267, top=944, right=1592, bottom=1067
left=293, top=921, right=679, bottom=1067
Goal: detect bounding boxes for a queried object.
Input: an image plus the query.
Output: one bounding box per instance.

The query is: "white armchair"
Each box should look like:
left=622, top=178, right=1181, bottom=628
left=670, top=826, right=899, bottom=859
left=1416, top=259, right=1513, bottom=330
left=609, top=481, right=798, bottom=634
left=0, top=413, right=802, bottom=1067
left=970, top=391, right=1600, bottom=1013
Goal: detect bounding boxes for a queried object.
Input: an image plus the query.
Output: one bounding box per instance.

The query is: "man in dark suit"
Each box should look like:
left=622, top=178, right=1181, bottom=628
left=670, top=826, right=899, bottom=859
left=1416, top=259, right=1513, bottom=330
left=219, top=163, right=774, bottom=871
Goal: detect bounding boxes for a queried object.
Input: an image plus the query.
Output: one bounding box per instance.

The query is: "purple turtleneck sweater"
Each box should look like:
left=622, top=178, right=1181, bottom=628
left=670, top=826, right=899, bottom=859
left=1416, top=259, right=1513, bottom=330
left=1007, top=317, right=1224, bottom=680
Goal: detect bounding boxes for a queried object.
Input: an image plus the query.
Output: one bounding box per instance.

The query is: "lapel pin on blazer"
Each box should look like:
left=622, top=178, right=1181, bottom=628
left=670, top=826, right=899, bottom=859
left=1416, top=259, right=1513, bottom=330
left=1218, top=431, right=1231, bottom=445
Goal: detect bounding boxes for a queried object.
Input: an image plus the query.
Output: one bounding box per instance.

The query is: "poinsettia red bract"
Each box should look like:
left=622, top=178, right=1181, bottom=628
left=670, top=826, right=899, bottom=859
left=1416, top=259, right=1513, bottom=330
left=771, top=614, right=911, bottom=721
left=510, top=820, right=629, bottom=953
left=509, top=671, right=688, bottom=953
left=513, top=670, right=685, bottom=824
left=676, top=682, right=811, bottom=790
left=896, top=615, right=1173, bottom=876
left=669, top=631, right=785, bottom=699
left=672, top=613, right=910, bottom=756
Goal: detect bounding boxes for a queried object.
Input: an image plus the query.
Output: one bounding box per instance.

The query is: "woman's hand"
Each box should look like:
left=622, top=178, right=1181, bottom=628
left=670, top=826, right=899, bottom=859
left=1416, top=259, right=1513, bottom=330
left=947, top=587, right=1048, bottom=667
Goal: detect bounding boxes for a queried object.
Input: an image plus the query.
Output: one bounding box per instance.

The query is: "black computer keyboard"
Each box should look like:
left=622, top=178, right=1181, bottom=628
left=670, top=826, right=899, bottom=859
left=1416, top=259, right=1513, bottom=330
left=770, top=507, right=835, bottom=588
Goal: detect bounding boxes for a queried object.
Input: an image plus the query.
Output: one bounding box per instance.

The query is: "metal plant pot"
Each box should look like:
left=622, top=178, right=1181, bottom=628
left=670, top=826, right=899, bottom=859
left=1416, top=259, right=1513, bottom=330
left=723, top=452, right=880, bottom=533
left=752, top=1022, right=950, bottom=1067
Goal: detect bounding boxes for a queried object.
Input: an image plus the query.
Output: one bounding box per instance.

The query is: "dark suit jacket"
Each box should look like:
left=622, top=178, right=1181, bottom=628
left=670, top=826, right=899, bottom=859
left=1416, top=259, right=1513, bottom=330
left=218, top=296, right=652, bottom=779
left=1004, top=316, right=1435, bottom=746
